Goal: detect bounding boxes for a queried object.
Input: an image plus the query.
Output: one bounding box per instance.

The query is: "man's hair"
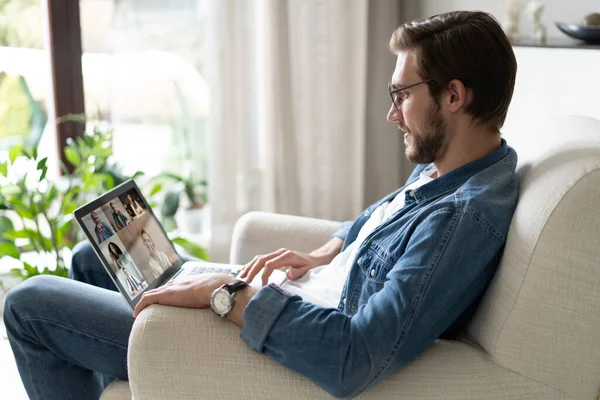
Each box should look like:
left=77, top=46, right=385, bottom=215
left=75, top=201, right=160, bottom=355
left=389, top=11, right=517, bottom=132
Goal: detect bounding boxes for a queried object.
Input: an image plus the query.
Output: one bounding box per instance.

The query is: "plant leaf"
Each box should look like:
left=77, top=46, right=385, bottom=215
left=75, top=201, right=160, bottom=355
left=156, top=172, right=185, bottom=182
left=160, top=189, right=181, bottom=219
left=171, top=237, right=210, bottom=261
left=37, top=157, right=48, bottom=181
left=131, top=171, right=145, bottom=180
left=22, top=261, right=40, bottom=277
left=46, top=185, right=59, bottom=205
left=149, top=183, right=163, bottom=196
left=0, top=241, right=20, bottom=258
left=0, top=161, right=7, bottom=177
left=0, top=184, right=21, bottom=199
left=10, top=268, right=26, bottom=279
left=0, top=216, right=15, bottom=240
left=9, top=144, right=23, bottom=163
left=2, top=228, right=34, bottom=241
left=64, top=147, right=81, bottom=166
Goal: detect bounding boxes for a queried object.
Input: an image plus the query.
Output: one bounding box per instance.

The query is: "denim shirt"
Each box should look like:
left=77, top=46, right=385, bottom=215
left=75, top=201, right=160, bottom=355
left=241, top=140, right=519, bottom=398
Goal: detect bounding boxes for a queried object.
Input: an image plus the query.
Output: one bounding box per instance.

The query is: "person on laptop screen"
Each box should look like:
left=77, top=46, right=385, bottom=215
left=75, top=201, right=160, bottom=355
left=107, top=242, right=133, bottom=270
left=91, top=211, right=114, bottom=243
left=122, top=267, right=144, bottom=296
left=4, top=11, right=520, bottom=399
left=110, top=202, right=130, bottom=230
left=128, top=193, right=145, bottom=216
left=141, top=229, right=173, bottom=278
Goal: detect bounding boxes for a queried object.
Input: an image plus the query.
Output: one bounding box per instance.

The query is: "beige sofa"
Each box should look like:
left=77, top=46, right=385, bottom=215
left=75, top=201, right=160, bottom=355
left=101, top=115, right=600, bottom=399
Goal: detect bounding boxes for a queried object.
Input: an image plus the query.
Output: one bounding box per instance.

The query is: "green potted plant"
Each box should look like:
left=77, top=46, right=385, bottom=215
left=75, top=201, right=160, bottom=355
left=0, top=121, right=124, bottom=279
left=152, top=168, right=208, bottom=235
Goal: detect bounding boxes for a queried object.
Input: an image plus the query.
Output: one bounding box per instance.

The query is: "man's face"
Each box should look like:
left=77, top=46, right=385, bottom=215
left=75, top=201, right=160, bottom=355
left=142, top=233, right=154, bottom=251
left=110, top=203, right=116, bottom=211
left=91, top=212, right=100, bottom=224
left=387, top=51, right=448, bottom=164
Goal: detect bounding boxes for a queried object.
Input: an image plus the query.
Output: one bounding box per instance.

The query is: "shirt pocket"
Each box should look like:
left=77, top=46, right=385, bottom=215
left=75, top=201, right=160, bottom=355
left=356, top=245, right=395, bottom=285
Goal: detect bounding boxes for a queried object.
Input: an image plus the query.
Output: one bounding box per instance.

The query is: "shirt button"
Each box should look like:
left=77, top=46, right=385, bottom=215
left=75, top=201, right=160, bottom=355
left=370, top=269, right=376, bottom=277
left=364, top=210, right=370, bottom=217
left=408, top=190, right=415, bottom=197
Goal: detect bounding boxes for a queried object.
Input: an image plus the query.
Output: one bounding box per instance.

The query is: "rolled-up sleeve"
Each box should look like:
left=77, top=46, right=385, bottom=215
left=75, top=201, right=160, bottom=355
left=331, top=220, right=353, bottom=241
left=241, top=284, right=301, bottom=351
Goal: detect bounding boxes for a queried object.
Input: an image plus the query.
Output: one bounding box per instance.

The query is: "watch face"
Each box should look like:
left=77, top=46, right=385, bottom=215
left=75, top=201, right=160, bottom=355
left=212, top=289, right=232, bottom=315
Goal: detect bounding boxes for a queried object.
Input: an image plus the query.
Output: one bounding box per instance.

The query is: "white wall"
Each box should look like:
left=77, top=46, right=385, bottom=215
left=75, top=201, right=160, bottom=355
left=420, top=0, right=599, bottom=40
left=504, top=47, right=600, bottom=134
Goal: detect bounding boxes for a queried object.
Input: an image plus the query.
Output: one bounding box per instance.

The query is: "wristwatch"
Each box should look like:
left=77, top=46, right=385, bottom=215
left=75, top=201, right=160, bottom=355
left=210, top=280, right=249, bottom=318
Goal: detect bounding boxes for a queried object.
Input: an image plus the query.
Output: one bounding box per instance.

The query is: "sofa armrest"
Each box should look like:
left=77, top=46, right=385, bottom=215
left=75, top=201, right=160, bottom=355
left=127, top=306, right=564, bottom=399
left=229, top=211, right=342, bottom=264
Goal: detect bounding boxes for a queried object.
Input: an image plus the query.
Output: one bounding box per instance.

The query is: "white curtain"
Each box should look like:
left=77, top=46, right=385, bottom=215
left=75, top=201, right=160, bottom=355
left=204, top=0, right=410, bottom=261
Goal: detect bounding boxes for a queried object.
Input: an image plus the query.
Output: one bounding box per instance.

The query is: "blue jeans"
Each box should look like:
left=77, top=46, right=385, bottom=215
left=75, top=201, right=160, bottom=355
left=4, top=241, right=135, bottom=400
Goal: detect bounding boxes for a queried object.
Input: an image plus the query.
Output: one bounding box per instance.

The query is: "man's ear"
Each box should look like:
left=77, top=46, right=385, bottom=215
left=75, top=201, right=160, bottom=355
left=445, top=79, right=468, bottom=113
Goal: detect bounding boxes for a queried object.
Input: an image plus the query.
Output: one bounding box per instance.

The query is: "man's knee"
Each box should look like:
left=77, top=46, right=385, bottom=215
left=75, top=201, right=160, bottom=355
left=3, top=275, right=59, bottom=326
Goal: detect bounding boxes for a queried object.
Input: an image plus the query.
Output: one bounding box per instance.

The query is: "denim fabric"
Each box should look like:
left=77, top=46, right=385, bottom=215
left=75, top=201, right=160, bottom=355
left=242, top=140, right=519, bottom=398
left=3, top=241, right=198, bottom=400
left=3, top=274, right=132, bottom=400
left=331, top=220, right=353, bottom=241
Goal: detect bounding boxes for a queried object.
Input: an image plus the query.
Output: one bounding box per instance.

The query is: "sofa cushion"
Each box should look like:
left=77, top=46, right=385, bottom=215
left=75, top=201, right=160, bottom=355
left=467, top=115, right=600, bottom=399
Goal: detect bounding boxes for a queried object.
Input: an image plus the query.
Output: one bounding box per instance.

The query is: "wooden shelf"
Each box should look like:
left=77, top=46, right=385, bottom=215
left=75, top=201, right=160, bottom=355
left=512, top=37, right=600, bottom=50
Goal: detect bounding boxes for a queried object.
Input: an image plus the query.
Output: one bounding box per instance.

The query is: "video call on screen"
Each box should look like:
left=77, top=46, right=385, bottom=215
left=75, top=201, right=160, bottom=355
left=81, top=188, right=178, bottom=300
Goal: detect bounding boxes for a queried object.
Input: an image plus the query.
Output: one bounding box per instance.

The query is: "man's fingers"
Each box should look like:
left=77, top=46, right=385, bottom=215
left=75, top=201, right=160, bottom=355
left=238, top=255, right=259, bottom=278
left=133, top=291, right=162, bottom=317
left=243, top=248, right=288, bottom=283
left=132, top=284, right=177, bottom=317
left=241, top=249, right=288, bottom=279
left=261, top=251, right=299, bottom=286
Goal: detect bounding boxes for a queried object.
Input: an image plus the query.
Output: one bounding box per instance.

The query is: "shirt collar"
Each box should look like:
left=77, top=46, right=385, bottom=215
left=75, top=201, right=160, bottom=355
left=411, top=139, right=511, bottom=203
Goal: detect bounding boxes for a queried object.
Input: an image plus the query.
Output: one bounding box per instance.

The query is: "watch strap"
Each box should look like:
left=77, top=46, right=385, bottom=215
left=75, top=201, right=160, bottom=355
left=224, top=280, right=249, bottom=295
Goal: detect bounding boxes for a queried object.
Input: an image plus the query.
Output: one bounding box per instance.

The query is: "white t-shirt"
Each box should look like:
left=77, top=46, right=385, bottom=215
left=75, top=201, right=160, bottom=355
left=281, top=168, right=436, bottom=308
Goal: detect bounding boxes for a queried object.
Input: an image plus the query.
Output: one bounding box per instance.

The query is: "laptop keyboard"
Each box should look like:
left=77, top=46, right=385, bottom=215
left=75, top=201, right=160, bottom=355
left=188, top=266, right=237, bottom=276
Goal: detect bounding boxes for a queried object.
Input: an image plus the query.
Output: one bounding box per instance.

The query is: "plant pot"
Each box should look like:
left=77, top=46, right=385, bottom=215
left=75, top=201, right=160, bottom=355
left=175, top=207, right=205, bottom=235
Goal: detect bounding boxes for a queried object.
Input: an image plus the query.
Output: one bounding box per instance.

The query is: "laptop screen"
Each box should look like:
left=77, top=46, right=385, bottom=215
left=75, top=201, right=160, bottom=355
left=75, top=180, right=184, bottom=305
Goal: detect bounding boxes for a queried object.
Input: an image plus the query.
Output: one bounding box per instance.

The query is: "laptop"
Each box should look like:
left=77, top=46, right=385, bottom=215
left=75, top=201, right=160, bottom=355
left=74, top=179, right=286, bottom=310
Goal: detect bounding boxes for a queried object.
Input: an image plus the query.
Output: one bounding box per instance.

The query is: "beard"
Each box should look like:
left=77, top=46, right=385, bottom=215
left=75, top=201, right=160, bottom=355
left=402, top=101, right=448, bottom=164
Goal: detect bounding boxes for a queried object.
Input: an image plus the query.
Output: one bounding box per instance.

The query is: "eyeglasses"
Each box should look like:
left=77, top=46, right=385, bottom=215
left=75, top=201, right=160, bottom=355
left=388, top=80, right=432, bottom=110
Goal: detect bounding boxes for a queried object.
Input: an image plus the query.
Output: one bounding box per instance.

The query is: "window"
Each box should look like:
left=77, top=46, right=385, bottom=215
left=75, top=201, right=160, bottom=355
left=0, top=0, right=55, bottom=176
left=79, top=0, right=209, bottom=179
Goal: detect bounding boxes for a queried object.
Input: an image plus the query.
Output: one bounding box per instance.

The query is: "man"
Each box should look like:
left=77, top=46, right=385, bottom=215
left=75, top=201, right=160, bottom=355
left=3, top=11, right=519, bottom=399
left=110, top=201, right=129, bottom=230
left=90, top=210, right=114, bottom=243
left=122, top=267, right=144, bottom=296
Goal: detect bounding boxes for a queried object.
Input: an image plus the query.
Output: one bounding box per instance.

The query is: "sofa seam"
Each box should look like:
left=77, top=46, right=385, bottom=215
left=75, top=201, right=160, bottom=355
left=491, top=358, right=577, bottom=399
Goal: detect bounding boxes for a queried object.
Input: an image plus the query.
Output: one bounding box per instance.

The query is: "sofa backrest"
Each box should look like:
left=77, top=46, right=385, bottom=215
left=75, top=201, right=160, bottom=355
left=467, top=115, right=600, bottom=399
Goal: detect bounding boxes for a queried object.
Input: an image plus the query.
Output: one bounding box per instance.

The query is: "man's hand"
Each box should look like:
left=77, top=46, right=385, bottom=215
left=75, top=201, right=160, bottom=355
left=239, top=248, right=327, bottom=286
left=132, top=273, right=234, bottom=318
